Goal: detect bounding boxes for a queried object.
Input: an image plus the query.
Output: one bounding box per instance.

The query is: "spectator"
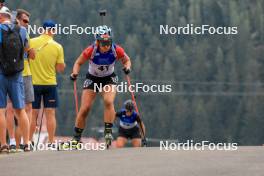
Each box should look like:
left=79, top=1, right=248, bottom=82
left=0, top=6, right=31, bottom=152
left=29, top=20, right=65, bottom=146
left=6, top=8, right=35, bottom=152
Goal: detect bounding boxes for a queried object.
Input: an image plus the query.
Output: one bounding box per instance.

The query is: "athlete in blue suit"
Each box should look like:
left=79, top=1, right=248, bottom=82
left=115, top=100, right=145, bottom=147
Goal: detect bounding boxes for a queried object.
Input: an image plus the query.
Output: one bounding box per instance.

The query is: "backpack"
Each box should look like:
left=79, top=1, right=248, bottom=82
left=0, top=24, right=24, bottom=76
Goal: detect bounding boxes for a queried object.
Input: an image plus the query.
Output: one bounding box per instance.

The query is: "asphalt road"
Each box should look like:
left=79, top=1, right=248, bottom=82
left=0, top=147, right=264, bottom=176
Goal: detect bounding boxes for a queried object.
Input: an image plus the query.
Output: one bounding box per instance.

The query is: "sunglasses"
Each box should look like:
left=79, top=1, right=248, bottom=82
left=22, top=19, right=29, bottom=24
left=99, top=40, right=112, bottom=47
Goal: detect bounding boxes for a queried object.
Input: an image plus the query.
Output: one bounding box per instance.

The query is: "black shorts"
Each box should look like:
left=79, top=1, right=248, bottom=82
left=83, top=73, right=118, bottom=92
left=118, top=126, right=141, bottom=139
left=32, top=85, right=58, bottom=109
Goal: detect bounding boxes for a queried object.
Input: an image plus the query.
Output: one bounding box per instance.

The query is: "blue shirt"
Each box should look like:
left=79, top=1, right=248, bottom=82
left=0, top=23, right=28, bottom=46
left=92, top=46, right=116, bottom=65
left=116, top=109, right=139, bottom=129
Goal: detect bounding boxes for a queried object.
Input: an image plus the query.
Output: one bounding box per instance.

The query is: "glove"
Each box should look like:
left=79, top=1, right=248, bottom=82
left=142, top=138, right=147, bottom=147
left=70, top=73, right=78, bottom=81
left=123, top=67, right=131, bottom=75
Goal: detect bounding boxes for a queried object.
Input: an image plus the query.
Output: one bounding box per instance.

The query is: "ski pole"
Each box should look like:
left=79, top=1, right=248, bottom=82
left=125, top=75, right=147, bottom=146
left=125, top=75, right=139, bottom=113
left=36, top=107, right=44, bottom=151
left=73, top=80, right=79, bottom=114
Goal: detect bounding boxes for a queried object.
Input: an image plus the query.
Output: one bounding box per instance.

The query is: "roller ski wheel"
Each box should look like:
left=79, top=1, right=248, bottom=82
left=57, top=139, right=82, bottom=151
left=105, top=133, right=113, bottom=149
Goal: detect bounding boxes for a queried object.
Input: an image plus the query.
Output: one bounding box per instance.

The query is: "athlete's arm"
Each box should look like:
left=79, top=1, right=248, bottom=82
left=136, top=115, right=146, bottom=137
left=71, top=46, right=92, bottom=77
left=114, top=111, right=121, bottom=122
left=71, top=54, right=87, bottom=77
left=116, top=46, right=131, bottom=70
left=120, top=53, right=131, bottom=70
left=115, top=111, right=122, bottom=117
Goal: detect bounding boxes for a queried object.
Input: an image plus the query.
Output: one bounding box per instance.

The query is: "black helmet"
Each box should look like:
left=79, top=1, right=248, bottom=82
left=124, top=100, right=134, bottom=112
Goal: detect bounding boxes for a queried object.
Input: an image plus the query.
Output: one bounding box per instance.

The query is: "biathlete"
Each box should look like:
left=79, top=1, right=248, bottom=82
left=65, top=25, right=131, bottom=148
left=115, top=100, right=146, bottom=148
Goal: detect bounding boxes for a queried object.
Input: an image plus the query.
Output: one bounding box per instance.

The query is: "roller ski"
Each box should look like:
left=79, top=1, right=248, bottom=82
left=104, top=128, right=113, bottom=149
left=57, top=139, right=82, bottom=151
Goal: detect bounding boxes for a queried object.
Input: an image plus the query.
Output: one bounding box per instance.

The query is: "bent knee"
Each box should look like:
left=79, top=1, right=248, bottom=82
left=132, top=139, right=141, bottom=147
left=117, top=141, right=125, bottom=148
left=78, top=105, right=91, bottom=117
left=104, top=99, right=114, bottom=108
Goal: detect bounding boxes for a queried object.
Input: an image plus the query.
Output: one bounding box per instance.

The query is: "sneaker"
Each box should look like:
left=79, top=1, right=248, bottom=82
left=47, top=143, right=57, bottom=150
left=0, top=144, right=9, bottom=153
left=16, top=144, right=24, bottom=152
left=23, top=144, right=31, bottom=152
left=9, top=145, right=17, bottom=153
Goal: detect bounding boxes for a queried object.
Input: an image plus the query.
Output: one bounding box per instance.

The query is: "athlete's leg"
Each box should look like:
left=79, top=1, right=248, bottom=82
left=116, top=137, right=128, bottom=148
left=101, top=85, right=116, bottom=124
left=75, top=89, right=97, bottom=128
left=101, top=86, right=116, bottom=146
left=131, top=127, right=142, bottom=147
left=102, top=85, right=116, bottom=147
left=131, top=138, right=142, bottom=147
left=73, top=89, right=96, bottom=141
